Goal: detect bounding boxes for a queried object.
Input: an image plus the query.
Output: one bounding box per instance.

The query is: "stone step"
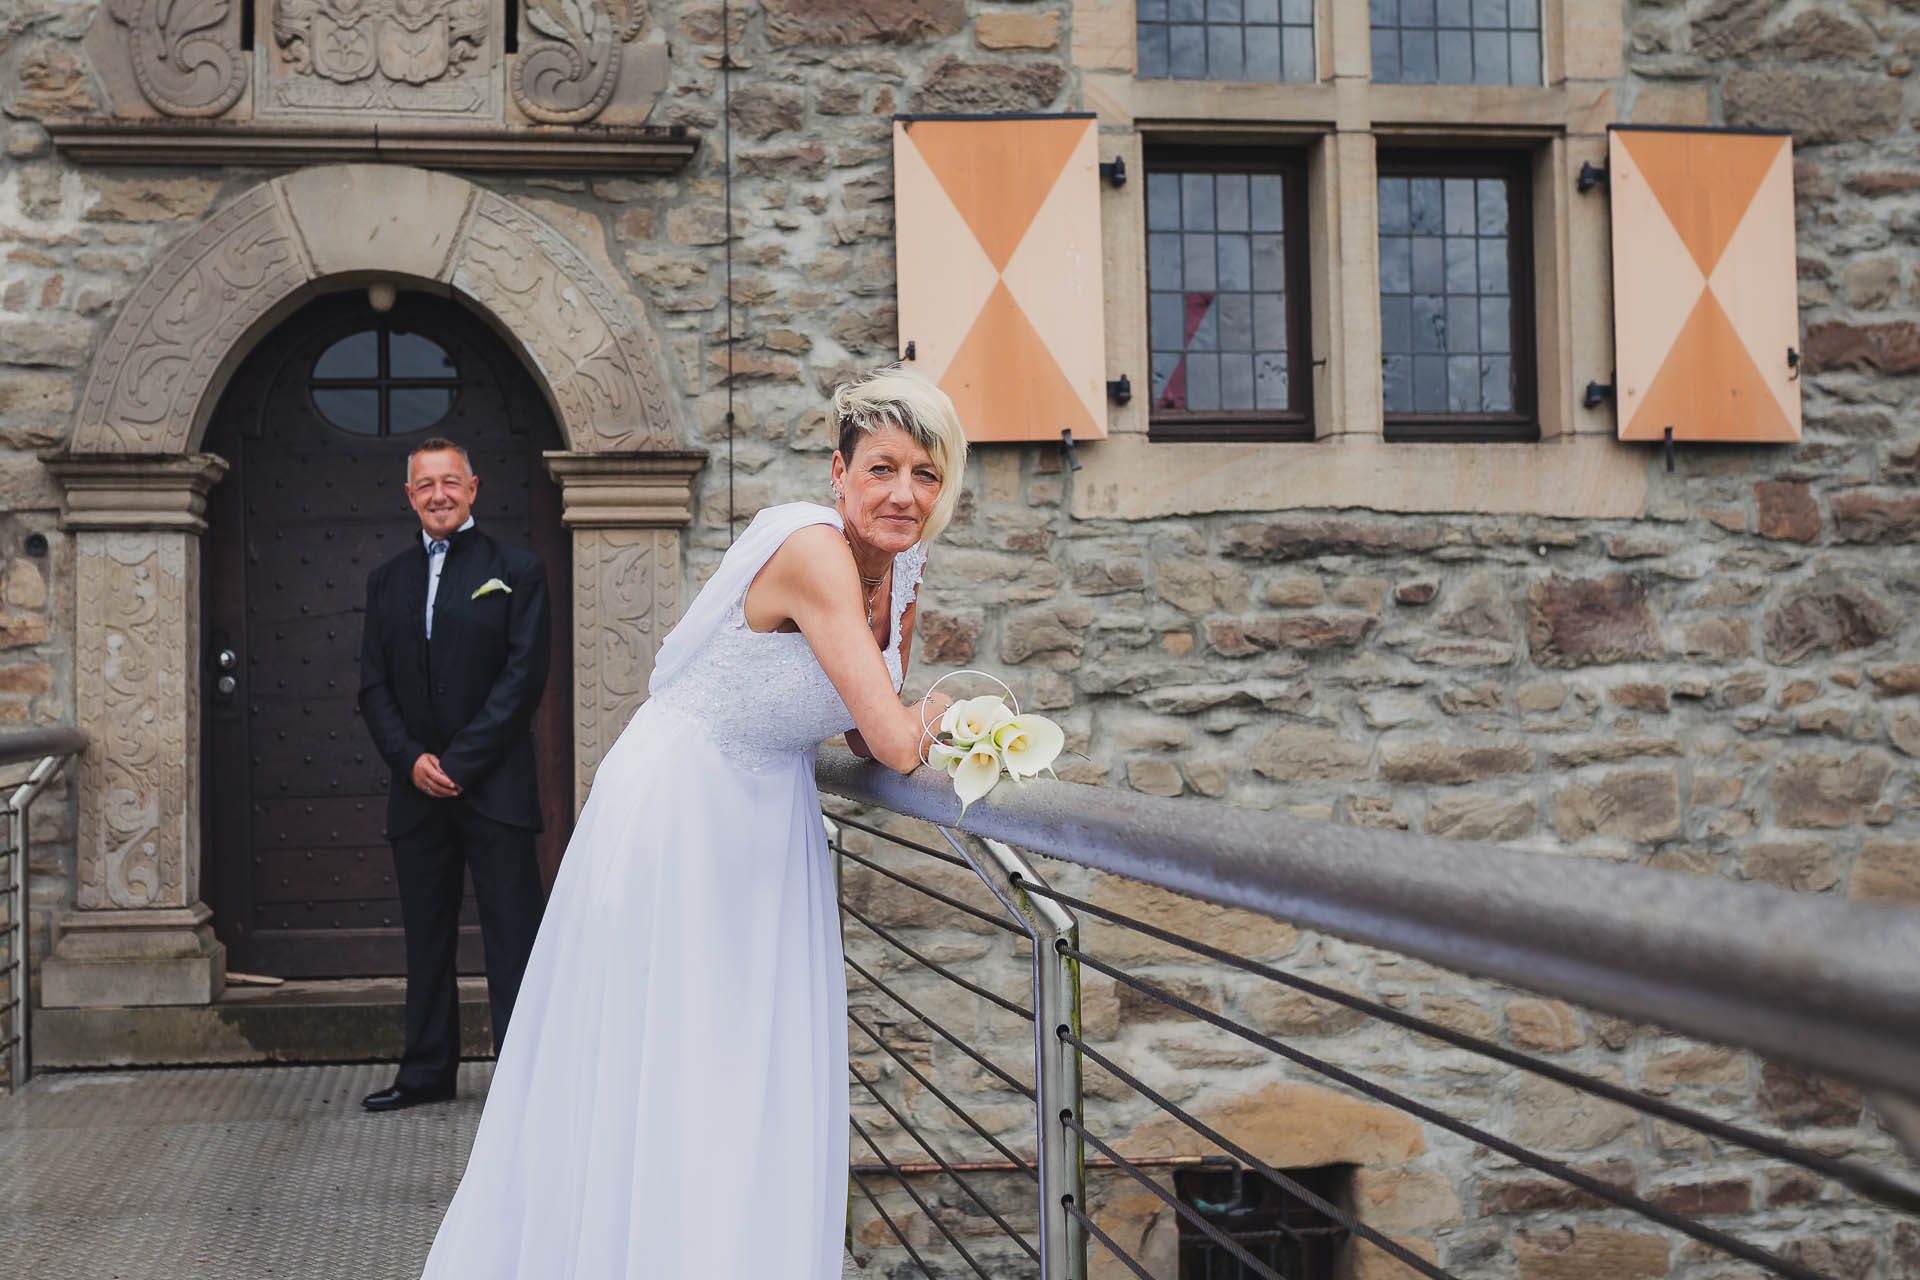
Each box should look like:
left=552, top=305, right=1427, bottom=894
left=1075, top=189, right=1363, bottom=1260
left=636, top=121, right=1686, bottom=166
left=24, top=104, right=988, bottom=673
left=31, top=976, right=495, bottom=1070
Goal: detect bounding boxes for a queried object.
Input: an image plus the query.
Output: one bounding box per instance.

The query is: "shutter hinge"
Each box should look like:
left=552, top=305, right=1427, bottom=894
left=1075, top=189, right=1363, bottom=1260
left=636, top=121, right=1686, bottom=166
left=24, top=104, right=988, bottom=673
left=1577, top=161, right=1608, bottom=194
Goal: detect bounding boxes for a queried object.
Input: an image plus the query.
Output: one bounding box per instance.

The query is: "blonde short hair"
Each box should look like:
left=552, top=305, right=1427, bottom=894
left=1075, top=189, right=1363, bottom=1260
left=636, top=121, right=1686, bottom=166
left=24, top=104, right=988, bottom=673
left=831, top=368, right=969, bottom=542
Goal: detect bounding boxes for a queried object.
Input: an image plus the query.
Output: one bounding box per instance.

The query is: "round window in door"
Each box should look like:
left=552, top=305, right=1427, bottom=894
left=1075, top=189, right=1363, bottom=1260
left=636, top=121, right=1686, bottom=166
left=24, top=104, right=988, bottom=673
left=311, top=325, right=460, bottom=436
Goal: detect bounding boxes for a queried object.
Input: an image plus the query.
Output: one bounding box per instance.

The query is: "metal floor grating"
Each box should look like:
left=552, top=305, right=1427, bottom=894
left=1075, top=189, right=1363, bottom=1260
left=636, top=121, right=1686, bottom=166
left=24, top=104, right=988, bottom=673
left=0, top=1062, right=489, bottom=1279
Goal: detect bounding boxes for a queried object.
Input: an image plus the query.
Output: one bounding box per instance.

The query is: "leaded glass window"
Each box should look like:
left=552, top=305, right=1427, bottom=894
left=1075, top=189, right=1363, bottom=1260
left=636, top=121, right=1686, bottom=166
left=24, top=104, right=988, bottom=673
left=1370, top=0, right=1543, bottom=85
left=1146, top=149, right=1311, bottom=441
left=1137, top=0, right=1317, bottom=83
left=310, top=325, right=459, bottom=437
left=1378, top=153, right=1535, bottom=441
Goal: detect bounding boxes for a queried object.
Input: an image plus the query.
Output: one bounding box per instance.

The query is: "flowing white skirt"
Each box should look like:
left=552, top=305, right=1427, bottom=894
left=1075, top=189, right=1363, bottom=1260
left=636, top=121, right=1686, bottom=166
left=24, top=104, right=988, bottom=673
left=420, top=701, right=850, bottom=1278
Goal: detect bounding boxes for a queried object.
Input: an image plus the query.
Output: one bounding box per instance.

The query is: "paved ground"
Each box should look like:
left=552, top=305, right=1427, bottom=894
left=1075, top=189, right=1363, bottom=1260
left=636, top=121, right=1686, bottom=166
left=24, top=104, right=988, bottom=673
left=0, top=1062, right=491, bottom=1280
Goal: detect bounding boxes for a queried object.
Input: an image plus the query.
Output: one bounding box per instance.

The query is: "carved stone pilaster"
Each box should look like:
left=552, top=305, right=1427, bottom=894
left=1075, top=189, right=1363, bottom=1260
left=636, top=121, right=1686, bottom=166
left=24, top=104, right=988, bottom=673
left=544, top=451, right=703, bottom=809
left=40, top=454, right=229, bottom=1008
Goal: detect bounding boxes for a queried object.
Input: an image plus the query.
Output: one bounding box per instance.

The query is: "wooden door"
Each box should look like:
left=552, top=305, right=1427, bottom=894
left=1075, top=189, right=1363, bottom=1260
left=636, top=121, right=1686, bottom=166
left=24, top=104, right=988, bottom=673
left=203, top=291, right=573, bottom=978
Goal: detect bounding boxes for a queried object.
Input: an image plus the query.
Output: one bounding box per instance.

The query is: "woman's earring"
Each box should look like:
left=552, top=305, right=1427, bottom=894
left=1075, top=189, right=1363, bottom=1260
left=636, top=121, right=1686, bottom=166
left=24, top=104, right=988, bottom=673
left=830, top=483, right=843, bottom=501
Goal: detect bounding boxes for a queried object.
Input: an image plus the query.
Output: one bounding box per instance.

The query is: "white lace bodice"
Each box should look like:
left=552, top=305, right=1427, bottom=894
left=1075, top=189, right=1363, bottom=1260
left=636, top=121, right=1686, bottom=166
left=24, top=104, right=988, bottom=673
left=649, top=526, right=927, bottom=773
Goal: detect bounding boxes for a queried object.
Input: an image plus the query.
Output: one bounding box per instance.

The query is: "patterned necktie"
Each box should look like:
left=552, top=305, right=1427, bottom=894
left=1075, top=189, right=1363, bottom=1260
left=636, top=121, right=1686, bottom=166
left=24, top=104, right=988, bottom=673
left=428, top=540, right=449, bottom=556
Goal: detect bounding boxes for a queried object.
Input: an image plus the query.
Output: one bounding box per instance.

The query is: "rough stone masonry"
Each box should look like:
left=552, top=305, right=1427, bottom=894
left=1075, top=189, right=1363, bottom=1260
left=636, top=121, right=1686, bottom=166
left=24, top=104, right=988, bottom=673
left=2, top=0, right=1919, bottom=1275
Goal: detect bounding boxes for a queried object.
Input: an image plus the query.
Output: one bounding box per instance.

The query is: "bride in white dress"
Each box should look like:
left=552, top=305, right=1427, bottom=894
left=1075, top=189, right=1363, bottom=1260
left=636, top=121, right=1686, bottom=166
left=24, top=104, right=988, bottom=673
left=418, top=369, right=968, bottom=1278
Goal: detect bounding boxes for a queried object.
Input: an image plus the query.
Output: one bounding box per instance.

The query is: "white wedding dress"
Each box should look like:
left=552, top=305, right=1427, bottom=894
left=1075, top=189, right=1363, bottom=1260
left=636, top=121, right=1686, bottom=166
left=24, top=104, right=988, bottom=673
left=420, top=503, right=925, bottom=1279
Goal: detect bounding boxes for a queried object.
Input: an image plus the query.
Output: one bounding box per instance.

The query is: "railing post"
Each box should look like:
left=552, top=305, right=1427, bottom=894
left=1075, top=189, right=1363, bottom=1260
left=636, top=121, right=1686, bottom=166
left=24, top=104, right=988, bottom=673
left=942, top=830, right=1087, bottom=1280
left=3, top=749, right=75, bottom=1090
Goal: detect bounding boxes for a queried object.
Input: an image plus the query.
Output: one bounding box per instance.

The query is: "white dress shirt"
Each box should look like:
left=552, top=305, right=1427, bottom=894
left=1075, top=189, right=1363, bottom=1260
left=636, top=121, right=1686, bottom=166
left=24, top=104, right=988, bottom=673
left=423, top=516, right=475, bottom=638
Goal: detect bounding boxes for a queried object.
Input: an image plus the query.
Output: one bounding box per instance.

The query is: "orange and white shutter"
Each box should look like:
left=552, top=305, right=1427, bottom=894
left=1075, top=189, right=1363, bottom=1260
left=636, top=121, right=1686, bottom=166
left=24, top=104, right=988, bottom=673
left=1609, top=126, right=1801, bottom=443
left=893, top=114, right=1109, bottom=443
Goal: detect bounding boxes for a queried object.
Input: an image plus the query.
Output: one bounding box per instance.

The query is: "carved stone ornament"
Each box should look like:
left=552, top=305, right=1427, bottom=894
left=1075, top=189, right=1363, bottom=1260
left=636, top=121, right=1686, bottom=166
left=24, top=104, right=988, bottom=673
left=104, top=0, right=249, bottom=117
left=72, top=165, right=680, bottom=456
left=512, top=0, right=645, bottom=124
left=262, top=0, right=501, bottom=120
left=570, top=527, right=680, bottom=808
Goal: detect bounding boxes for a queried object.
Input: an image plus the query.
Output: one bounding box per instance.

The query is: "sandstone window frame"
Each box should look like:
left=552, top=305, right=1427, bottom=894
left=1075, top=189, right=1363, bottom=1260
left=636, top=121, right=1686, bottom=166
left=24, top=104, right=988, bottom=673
left=1072, top=0, right=1642, bottom=521
left=1143, top=143, right=1316, bottom=442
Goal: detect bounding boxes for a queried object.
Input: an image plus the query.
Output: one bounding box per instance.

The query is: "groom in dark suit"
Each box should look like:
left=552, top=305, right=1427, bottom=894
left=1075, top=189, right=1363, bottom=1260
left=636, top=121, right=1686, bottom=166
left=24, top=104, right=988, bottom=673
left=358, top=437, right=552, bottom=1112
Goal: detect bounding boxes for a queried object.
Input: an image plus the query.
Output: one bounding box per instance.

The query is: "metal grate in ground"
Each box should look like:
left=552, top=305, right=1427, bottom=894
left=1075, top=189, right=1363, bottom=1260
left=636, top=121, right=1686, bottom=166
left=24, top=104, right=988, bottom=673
left=0, top=1061, right=490, bottom=1280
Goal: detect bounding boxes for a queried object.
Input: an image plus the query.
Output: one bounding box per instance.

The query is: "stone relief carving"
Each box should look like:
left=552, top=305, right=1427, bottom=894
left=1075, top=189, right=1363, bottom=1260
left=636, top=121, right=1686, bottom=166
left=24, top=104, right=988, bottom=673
left=512, top=0, right=646, bottom=124
left=451, top=191, right=678, bottom=451
left=76, top=533, right=194, bottom=911
left=571, top=528, right=678, bottom=807
left=263, top=0, right=500, bottom=119
left=105, top=0, right=249, bottom=118
left=75, top=186, right=310, bottom=453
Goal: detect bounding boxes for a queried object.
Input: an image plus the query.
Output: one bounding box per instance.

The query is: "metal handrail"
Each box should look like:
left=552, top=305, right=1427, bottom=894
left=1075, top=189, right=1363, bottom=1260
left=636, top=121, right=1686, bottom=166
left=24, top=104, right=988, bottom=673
left=816, top=746, right=1920, bottom=1103
left=1, top=728, right=88, bottom=1092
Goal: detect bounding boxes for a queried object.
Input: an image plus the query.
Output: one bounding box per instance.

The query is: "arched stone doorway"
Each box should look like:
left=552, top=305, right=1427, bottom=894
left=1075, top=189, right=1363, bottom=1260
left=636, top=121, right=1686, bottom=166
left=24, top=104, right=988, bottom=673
left=40, top=165, right=704, bottom=1009
left=200, top=289, right=573, bottom=977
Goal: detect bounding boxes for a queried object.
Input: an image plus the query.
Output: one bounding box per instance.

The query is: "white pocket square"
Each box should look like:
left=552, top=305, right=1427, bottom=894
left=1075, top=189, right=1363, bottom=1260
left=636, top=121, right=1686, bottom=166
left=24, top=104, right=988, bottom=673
left=471, top=578, right=512, bottom=600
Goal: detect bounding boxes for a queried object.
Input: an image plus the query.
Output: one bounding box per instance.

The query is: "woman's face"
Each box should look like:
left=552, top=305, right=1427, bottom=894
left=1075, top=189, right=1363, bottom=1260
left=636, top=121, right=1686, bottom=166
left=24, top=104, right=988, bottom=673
left=832, top=424, right=943, bottom=555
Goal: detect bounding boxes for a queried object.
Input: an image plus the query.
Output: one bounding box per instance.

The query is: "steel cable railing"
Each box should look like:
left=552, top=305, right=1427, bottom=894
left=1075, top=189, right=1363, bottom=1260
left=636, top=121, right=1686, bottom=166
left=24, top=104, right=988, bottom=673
left=0, top=728, right=87, bottom=1093
left=821, top=747, right=1920, bottom=1280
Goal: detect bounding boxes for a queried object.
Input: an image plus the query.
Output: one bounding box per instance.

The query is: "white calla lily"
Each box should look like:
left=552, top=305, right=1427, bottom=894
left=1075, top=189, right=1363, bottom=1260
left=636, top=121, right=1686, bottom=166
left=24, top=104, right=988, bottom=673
left=951, top=740, right=1003, bottom=816
left=926, top=740, right=967, bottom=770
left=991, top=713, right=1064, bottom=778
left=941, top=694, right=1015, bottom=747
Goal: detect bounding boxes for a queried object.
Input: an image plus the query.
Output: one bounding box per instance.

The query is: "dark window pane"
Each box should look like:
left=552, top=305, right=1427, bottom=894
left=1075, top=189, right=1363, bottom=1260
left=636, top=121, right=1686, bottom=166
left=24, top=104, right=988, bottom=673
left=313, top=388, right=379, bottom=434
left=1148, top=233, right=1183, bottom=286
left=1250, top=233, right=1286, bottom=291
left=1216, top=174, right=1250, bottom=231
left=1150, top=291, right=1185, bottom=350
left=1207, top=0, right=1241, bottom=22
left=1181, top=173, right=1216, bottom=228
left=1477, top=178, right=1509, bottom=234
left=1249, top=174, right=1285, bottom=231
left=1404, top=0, right=1435, bottom=23
left=1207, top=24, right=1244, bottom=78
left=1372, top=28, right=1399, bottom=80
left=1152, top=353, right=1184, bottom=408
left=1510, top=29, right=1541, bottom=83
left=1448, top=355, right=1480, bottom=412
left=1170, top=23, right=1208, bottom=75
left=1509, top=0, right=1538, bottom=28
left=389, top=387, right=452, bottom=434
left=1139, top=24, right=1170, bottom=75
left=1281, top=0, right=1311, bottom=20
left=314, top=330, right=377, bottom=379
left=1186, top=353, right=1221, bottom=410
left=1217, top=293, right=1253, bottom=349
left=1412, top=294, right=1445, bottom=353
left=1380, top=296, right=1411, bottom=353
left=1172, top=0, right=1204, bottom=19
left=1446, top=296, right=1479, bottom=353
left=1183, top=233, right=1218, bottom=289
left=1282, top=27, right=1314, bottom=80
left=1253, top=291, right=1288, bottom=349
left=1378, top=178, right=1410, bottom=234
left=1411, top=237, right=1444, bottom=292
left=1221, top=353, right=1256, bottom=408
left=1382, top=353, right=1412, bottom=412
left=1148, top=173, right=1182, bottom=229
left=1370, top=0, right=1396, bottom=22
left=1400, top=28, right=1436, bottom=79
left=1483, top=355, right=1514, bottom=411
left=1479, top=237, right=1510, bottom=294
left=1445, top=237, right=1478, bottom=293
left=390, top=331, right=456, bottom=378
left=1379, top=236, right=1412, bottom=293
left=1409, top=178, right=1444, bottom=233
left=1471, top=0, right=1505, bottom=26
left=1437, top=29, right=1473, bottom=82
left=1139, top=0, right=1168, bottom=17
left=1472, top=29, right=1509, bottom=83
left=1254, top=354, right=1288, bottom=409
left=1218, top=235, right=1252, bottom=290
left=1413, top=355, right=1448, bottom=411
left=1246, top=0, right=1277, bottom=20
left=1246, top=25, right=1282, bottom=80
left=1480, top=295, right=1511, bottom=353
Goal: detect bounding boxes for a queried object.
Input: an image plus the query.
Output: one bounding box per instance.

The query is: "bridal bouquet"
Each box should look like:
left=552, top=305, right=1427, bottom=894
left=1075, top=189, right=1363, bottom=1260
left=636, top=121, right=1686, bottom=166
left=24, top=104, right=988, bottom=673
left=921, top=672, right=1065, bottom=815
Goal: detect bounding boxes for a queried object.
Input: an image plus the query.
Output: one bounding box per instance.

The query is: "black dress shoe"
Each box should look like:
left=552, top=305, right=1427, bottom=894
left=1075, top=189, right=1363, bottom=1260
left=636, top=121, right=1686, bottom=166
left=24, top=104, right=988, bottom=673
left=362, top=1081, right=457, bottom=1112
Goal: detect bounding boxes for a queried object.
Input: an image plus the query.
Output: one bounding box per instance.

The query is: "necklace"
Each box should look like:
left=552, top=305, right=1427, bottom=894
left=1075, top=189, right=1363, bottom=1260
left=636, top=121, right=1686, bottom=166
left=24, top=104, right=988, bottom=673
left=844, top=532, right=888, bottom=629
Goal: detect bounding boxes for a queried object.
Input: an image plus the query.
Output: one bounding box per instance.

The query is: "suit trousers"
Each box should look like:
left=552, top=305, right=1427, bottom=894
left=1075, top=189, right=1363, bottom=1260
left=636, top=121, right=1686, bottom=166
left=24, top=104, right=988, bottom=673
left=390, top=800, right=546, bottom=1089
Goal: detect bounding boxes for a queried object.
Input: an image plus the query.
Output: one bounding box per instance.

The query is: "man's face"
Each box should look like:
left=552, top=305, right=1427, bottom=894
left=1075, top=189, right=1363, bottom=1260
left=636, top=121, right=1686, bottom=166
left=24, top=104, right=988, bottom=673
left=406, top=449, right=479, bottom=540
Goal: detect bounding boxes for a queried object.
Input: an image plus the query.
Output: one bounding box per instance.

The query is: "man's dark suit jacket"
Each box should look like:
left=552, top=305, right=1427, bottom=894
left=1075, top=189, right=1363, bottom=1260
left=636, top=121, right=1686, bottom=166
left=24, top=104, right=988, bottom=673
left=358, top=525, right=552, bottom=840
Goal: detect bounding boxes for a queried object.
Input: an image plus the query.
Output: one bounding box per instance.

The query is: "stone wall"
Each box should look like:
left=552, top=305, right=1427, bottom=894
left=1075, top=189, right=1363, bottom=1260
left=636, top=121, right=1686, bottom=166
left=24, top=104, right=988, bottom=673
left=1, top=0, right=1918, bottom=1270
